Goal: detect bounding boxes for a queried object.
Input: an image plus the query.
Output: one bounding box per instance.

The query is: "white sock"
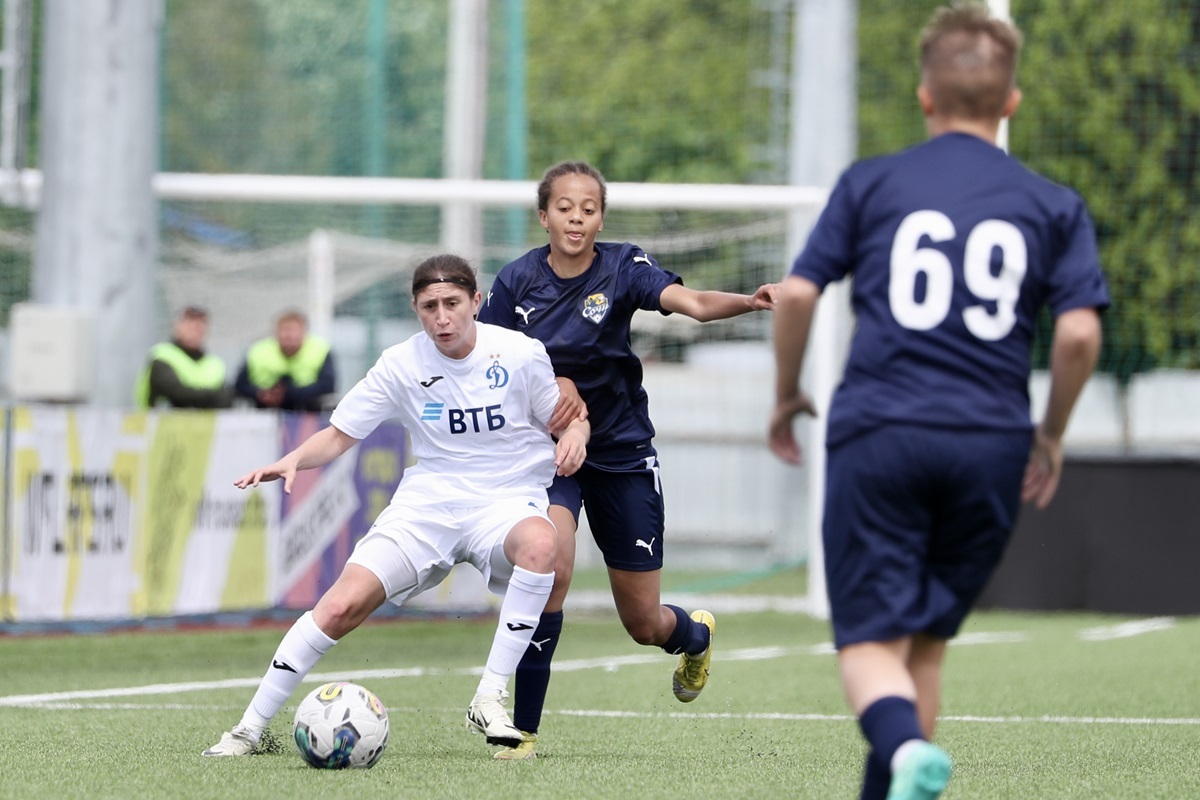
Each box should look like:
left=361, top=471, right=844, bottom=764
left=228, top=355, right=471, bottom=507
left=891, top=739, right=925, bottom=773
left=238, top=611, right=337, bottom=738
left=475, top=566, right=554, bottom=698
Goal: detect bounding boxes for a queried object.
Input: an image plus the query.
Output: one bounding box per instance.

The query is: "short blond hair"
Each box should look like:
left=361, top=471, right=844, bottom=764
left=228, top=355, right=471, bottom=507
left=920, top=2, right=1022, bottom=121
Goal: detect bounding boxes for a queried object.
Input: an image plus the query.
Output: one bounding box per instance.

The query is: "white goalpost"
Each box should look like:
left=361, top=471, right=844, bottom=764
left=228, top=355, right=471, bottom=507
left=157, top=171, right=836, bottom=616
left=11, top=165, right=842, bottom=616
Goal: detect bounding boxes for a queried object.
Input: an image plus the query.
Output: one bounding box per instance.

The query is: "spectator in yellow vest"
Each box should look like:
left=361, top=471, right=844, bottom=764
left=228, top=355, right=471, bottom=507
left=235, top=309, right=336, bottom=412
left=134, top=305, right=234, bottom=409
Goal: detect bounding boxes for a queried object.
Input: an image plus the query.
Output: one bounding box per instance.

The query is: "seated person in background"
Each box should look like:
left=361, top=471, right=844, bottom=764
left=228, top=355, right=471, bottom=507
left=135, top=305, right=234, bottom=409
left=234, top=309, right=336, bottom=412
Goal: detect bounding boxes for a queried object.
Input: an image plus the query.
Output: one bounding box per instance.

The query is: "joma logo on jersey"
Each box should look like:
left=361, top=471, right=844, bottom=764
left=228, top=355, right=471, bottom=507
left=582, top=292, right=610, bottom=324
left=421, top=402, right=507, bottom=433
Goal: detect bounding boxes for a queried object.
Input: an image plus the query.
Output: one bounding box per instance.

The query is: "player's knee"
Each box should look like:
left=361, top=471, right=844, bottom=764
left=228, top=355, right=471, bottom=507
left=313, top=597, right=365, bottom=638
left=552, top=552, right=575, bottom=587
left=622, top=616, right=661, bottom=646
left=512, top=530, right=556, bottom=574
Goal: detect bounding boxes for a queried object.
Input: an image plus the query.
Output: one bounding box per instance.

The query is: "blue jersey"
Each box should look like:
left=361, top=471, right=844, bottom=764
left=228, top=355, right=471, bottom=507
left=792, top=132, right=1110, bottom=446
left=479, top=242, right=682, bottom=463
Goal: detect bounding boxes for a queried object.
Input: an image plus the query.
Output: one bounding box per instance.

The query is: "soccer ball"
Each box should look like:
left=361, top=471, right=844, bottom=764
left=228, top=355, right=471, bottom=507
left=293, top=681, right=390, bottom=769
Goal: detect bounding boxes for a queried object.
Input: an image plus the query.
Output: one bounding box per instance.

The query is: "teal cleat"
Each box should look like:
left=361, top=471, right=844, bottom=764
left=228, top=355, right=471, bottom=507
left=887, top=741, right=952, bottom=800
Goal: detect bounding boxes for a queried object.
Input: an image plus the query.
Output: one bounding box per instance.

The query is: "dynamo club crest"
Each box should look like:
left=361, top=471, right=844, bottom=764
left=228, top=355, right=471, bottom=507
left=582, top=292, right=610, bottom=325
left=486, top=357, right=509, bottom=389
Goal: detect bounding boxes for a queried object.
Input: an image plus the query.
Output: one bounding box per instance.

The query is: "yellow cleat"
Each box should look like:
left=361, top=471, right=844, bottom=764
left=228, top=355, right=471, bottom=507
left=492, top=730, right=538, bottom=761
left=672, top=609, right=714, bottom=702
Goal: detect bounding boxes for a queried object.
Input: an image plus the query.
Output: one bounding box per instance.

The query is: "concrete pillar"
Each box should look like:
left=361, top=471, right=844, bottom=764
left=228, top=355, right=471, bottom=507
left=33, top=0, right=161, bottom=407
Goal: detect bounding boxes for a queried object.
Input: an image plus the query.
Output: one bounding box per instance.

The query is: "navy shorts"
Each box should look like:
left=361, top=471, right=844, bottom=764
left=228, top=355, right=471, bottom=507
left=823, top=424, right=1031, bottom=649
left=547, top=455, right=665, bottom=571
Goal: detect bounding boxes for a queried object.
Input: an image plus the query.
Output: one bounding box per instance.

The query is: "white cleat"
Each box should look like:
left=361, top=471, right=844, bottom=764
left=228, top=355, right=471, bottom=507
left=465, top=691, right=523, bottom=744
left=202, top=724, right=258, bottom=757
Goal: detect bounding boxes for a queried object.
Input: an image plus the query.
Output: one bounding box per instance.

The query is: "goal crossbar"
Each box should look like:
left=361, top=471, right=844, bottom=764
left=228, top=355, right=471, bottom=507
left=0, top=168, right=828, bottom=212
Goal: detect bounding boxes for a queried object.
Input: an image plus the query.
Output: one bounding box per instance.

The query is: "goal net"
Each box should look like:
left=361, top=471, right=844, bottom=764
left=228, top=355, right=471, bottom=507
left=156, top=174, right=835, bottom=616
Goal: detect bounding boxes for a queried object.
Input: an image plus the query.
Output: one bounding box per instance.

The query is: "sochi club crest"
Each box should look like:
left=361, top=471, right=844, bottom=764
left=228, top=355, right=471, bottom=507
left=582, top=292, right=610, bottom=325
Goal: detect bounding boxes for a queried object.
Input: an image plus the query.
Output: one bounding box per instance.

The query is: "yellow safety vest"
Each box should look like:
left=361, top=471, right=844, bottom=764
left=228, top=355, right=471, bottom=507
left=133, top=342, right=227, bottom=408
left=244, top=335, right=331, bottom=390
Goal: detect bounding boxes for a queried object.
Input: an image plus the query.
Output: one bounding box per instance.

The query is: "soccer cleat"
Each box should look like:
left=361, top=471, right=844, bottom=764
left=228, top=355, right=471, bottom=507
left=491, top=730, right=538, bottom=761
left=201, top=724, right=258, bottom=757
left=886, top=741, right=952, bottom=800
left=672, top=609, right=715, bottom=703
left=466, top=691, right=523, bottom=743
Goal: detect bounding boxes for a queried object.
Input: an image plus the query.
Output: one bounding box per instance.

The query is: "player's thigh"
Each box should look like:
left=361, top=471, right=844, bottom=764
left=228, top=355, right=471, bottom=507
left=547, top=475, right=581, bottom=576
left=824, top=425, right=1029, bottom=646
left=461, top=494, right=555, bottom=593
left=547, top=473, right=582, bottom=528
left=823, top=427, right=946, bottom=647
left=927, top=428, right=1030, bottom=627
left=349, top=501, right=459, bottom=605
left=579, top=459, right=665, bottom=572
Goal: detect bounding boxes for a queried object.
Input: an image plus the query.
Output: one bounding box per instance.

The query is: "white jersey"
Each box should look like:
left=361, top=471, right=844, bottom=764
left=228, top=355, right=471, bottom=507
left=330, top=322, right=560, bottom=505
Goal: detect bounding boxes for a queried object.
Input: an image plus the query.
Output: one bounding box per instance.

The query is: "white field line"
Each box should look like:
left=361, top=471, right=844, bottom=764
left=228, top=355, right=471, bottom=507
left=549, top=710, right=1200, bottom=726
left=567, top=590, right=815, bottom=614
left=0, top=647, right=829, bottom=707
left=19, top=703, right=1200, bottom=728
left=0, top=618, right=1180, bottom=716
left=1078, top=617, right=1176, bottom=641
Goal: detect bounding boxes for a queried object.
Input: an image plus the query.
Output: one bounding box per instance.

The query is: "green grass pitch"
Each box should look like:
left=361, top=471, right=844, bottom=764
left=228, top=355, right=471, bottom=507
left=3, top=568, right=1199, bottom=799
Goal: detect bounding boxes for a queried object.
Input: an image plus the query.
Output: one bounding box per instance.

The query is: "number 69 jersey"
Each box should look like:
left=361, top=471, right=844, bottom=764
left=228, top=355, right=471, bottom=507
left=330, top=323, right=560, bottom=505
left=792, top=132, right=1110, bottom=447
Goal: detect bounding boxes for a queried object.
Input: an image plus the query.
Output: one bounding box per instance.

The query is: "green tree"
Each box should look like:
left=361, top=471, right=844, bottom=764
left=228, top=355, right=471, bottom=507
left=524, top=1, right=759, bottom=184
left=1014, top=0, right=1200, bottom=376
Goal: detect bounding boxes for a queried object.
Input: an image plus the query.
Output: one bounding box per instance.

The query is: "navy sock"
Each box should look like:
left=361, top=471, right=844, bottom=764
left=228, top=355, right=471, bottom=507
left=860, top=750, right=891, bottom=800
left=858, top=696, right=924, bottom=768
left=511, top=610, right=563, bottom=734
left=660, top=605, right=708, bottom=656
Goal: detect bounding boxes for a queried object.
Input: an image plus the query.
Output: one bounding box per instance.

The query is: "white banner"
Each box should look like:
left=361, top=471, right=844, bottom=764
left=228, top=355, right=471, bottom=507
left=271, top=453, right=360, bottom=603
left=7, top=406, right=145, bottom=621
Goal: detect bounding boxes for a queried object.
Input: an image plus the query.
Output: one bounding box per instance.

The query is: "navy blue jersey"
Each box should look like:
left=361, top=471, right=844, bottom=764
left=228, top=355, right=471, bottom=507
left=792, top=132, right=1110, bottom=446
left=479, top=242, right=682, bottom=463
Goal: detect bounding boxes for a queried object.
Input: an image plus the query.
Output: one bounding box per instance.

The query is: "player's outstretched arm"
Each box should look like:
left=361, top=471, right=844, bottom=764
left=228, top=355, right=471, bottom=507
left=1022, top=307, right=1102, bottom=509
left=769, top=276, right=822, bottom=465
left=659, top=282, right=778, bottom=323
left=234, top=424, right=360, bottom=494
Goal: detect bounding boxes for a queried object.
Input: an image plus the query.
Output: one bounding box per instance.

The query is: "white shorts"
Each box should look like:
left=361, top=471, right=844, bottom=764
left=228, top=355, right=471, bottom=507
left=346, top=493, right=551, bottom=605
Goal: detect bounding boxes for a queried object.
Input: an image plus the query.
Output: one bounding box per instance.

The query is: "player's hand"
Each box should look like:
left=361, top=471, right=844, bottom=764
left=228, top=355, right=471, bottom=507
left=768, top=393, right=818, bottom=465
left=749, top=283, right=779, bottom=311
left=548, top=377, right=588, bottom=436
left=553, top=429, right=587, bottom=477
left=234, top=459, right=298, bottom=494
left=1022, top=427, right=1064, bottom=509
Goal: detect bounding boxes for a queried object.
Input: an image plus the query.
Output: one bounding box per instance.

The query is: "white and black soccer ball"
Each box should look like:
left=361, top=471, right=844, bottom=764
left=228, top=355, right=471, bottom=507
left=293, top=681, right=390, bottom=769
